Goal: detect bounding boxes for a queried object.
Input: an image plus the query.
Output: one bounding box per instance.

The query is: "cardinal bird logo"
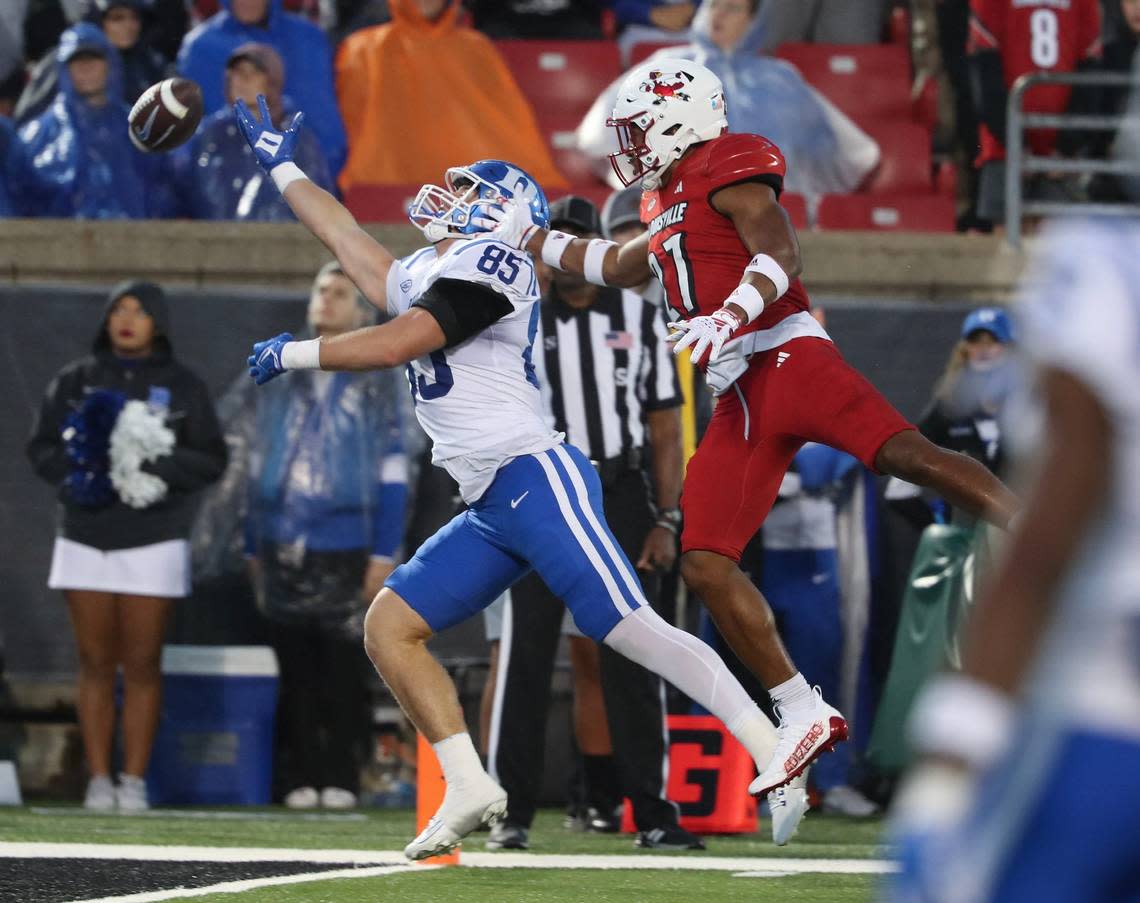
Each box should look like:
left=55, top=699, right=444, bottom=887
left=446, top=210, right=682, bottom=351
left=641, top=70, right=693, bottom=102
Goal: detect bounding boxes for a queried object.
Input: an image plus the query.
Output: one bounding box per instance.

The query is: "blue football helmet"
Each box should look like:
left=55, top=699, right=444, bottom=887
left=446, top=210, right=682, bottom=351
left=408, top=159, right=550, bottom=243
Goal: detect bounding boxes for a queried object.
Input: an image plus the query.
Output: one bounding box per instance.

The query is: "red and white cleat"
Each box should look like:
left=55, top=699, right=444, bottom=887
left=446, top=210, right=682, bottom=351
left=749, top=689, right=848, bottom=797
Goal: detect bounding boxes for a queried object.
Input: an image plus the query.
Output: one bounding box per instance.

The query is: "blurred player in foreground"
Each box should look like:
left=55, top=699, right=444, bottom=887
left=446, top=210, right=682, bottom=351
left=482, top=58, right=1020, bottom=799
left=231, top=96, right=800, bottom=859
left=886, top=215, right=1140, bottom=901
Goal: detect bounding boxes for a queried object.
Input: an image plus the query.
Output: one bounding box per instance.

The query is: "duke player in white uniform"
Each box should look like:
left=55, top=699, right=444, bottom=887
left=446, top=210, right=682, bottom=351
left=887, top=216, right=1140, bottom=902
left=233, top=96, right=798, bottom=859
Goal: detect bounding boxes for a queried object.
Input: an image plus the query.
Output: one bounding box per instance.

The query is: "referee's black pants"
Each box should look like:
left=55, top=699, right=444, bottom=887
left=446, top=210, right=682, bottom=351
left=487, top=467, right=679, bottom=831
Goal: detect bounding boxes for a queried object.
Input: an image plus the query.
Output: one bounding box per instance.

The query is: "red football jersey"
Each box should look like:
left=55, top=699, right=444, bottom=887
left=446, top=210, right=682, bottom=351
left=639, top=133, right=811, bottom=340
left=968, top=0, right=1101, bottom=163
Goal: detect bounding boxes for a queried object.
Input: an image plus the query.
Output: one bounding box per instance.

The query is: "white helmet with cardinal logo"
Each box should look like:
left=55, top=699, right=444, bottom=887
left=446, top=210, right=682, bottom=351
left=606, top=58, right=728, bottom=190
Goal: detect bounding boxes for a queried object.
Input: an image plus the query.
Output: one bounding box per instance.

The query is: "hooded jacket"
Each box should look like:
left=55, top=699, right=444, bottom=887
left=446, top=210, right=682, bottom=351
left=172, top=44, right=334, bottom=221
left=177, top=0, right=347, bottom=178
left=16, top=23, right=171, bottom=219
left=334, top=0, right=566, bottom=191
left=0, top=114, right=33, bottom=217
left=27, top=281, right=228, bottom=552
left=576, top=6, right=880, bottom=200
left=14, top=0, right=169, bottom=127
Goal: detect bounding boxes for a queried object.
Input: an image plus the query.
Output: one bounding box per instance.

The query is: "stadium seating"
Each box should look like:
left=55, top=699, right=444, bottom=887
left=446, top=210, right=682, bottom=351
left=343, top=184, right=422, bottom=223
left=815, top=193, right=955, bottom=232
left=496, top=40, right=622, bottom=127
left=782, top=192, right=809, bottom=230
left=774, top=42, right=911, bottom=128
left=628, top=41, right=688, bottom=66
left=860, top=119, right=934, bottom=194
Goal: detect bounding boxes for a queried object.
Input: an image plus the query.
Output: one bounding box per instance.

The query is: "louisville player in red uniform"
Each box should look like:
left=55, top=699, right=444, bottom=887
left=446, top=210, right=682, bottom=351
left=482, top=59, right=1019, bottom=797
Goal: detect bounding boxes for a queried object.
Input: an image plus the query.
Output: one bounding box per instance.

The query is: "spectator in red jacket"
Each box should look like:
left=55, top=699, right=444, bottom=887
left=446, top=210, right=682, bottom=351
left=967, top=0, right=1101, bottom=224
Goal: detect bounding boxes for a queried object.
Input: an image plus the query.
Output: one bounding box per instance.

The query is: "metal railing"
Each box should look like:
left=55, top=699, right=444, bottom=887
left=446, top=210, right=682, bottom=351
left=1005, top=71, right=1140, bottom=247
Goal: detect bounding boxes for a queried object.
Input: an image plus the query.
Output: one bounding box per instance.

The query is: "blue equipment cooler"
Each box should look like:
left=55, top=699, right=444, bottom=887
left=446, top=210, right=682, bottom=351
left=148, top=645, right=279, bottom=805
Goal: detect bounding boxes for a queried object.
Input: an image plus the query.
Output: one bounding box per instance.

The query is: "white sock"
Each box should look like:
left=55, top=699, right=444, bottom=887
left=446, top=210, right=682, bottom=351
left=432, top=732, right=486, bottom=788
left=770, top=673, right=815, bottom=720
left=726, top=703, right=778, bottom=768
left=603, top=607, right=777, bottom=764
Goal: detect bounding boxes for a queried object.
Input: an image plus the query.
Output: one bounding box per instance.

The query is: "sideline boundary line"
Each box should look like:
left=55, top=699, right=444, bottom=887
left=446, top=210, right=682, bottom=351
left=0, top=841, right=896, bottom=874
left=69, top=864, right=427, bottom=903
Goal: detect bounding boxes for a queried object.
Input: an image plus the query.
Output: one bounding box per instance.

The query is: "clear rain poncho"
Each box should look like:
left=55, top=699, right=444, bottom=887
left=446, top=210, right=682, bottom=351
left=194, top=362, right=420, bottom=627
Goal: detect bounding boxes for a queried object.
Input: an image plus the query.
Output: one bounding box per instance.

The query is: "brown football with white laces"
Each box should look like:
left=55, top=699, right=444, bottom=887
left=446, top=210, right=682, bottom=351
left=127, top=77, right=203, bottom=153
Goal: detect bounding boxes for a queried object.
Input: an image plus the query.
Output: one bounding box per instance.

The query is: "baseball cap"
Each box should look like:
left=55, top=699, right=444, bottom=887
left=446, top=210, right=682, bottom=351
left=961, top=307, right=1013, bottom=344
left=548, top=195, right=601, bottom=235
left=58, top=25, right=109, bottom=64
left=601, top=186, right=644, bottom=238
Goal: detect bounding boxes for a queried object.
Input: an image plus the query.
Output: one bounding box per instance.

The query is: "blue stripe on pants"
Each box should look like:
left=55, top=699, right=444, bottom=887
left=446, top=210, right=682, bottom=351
left=385, top=444, right=645, bottom=640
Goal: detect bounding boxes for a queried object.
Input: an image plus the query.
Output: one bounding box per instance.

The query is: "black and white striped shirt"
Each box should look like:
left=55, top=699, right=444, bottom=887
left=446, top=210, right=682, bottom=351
left=534, top=285, right=682, bottom=461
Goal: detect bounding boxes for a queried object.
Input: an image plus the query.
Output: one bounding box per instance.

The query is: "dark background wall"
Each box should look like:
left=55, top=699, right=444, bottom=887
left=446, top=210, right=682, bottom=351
left=0, top=283, right=986, bottom=680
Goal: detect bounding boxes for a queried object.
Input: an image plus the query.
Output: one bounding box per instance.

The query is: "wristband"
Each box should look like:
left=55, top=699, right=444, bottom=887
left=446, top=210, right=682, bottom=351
left=725, top=283, right=765, bottom=324
left=908, top=675, right=1016, bottom=770
left=654, top=507, right=681, bottom=535
left=584, top=238, right=617, bottom=286
left=271, top=161, right=308, bottom=193
left=541, top=230, right=575, bottom=269
left=744, top=253, right=790, bottom=300
left=280, top=337, right=322, bottom=370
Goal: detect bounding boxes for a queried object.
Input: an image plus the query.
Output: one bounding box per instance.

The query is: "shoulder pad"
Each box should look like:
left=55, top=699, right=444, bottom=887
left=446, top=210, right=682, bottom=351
left=703, top=133, right=787, bottom=189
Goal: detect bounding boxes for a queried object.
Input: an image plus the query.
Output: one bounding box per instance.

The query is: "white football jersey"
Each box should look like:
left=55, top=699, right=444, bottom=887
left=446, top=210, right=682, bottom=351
left=386, top=238, right=562, bottom=503
left=1015, top=218, right=1140, bottom=736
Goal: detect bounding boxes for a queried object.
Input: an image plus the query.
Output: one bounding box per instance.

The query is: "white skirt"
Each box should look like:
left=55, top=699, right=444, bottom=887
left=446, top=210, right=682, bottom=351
left=48, top=537, right=191, bottom=598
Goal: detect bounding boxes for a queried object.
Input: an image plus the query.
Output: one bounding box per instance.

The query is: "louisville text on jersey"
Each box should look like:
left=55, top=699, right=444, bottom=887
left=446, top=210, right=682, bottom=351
left=647, top=202, right=688, bottom=237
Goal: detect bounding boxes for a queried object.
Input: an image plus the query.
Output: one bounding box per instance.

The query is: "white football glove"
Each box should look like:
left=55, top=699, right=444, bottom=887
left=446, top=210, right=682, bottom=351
left=472, top=197, right=542, bottom=250
left=668, top=307, right=742, bottom=364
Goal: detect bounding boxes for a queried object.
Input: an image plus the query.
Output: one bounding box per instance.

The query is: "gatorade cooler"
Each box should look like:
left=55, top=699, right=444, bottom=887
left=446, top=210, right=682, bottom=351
left=148, top=645, right=279, bottom=805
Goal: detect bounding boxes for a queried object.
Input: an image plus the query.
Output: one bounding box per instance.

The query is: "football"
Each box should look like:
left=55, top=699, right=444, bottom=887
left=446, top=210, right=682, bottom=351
left=127, top=78, right=204, bottom=153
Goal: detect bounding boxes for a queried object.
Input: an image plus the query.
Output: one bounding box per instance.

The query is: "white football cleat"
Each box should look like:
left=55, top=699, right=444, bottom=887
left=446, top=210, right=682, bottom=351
left=403, top=777, right=508, bottom=861
left=768, top=770, right=809, bottom=846
left=750, top=688, right=848, bottom=796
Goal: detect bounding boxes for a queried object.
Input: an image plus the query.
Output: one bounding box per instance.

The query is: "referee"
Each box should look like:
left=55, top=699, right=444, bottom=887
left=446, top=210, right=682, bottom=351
left=486, top=195, right=701, bottom=851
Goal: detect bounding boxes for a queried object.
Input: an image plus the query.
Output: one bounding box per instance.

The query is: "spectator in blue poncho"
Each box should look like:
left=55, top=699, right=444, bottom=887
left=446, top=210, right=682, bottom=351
left=238, top=262, right=413, bottom=808
left=576, top=0, right=880, bottom=203
left=171, top=42, right=333, bottom=221
left=177, top=0, right=346, bottom=178
left=0, top=114, right=34, bottom=216
left=16, top=22, right=171, bottom=219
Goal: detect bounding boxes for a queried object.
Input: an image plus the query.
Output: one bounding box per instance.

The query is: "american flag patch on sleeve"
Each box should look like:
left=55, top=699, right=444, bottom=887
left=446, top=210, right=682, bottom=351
left=605, top=331, right=634, bottom=349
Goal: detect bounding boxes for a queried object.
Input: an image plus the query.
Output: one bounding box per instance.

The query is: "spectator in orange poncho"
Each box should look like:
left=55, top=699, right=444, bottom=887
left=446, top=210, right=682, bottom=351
left=335, top=0, right=567, bottom=192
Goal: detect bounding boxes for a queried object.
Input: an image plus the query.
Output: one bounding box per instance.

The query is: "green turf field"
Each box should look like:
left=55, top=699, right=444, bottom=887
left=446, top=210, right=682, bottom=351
left=1, top=806, right=892, bottom=902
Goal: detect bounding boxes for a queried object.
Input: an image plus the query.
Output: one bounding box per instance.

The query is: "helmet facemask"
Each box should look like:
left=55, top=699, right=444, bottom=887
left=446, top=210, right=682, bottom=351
left=607, top=61, right=729, bottom=190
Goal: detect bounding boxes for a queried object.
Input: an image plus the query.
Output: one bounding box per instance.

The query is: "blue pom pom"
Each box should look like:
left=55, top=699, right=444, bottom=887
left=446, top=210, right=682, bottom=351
left=63, top=389, right=127, bottom=507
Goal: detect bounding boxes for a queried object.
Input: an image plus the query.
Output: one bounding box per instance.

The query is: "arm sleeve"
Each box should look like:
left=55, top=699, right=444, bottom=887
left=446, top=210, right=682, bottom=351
left=412, top=277, right=516, bottom=349
left=638, top=299, right=683, bottom=411
left=143, top=375, right=229, bottom=492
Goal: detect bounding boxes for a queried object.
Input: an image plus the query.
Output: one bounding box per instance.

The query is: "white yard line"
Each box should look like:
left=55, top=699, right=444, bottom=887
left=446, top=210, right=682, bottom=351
left=28, top=807, right=368, bottom=822
left=0, top=841, right=896, bottom=874
left=67, top=864, right=426, bottom=903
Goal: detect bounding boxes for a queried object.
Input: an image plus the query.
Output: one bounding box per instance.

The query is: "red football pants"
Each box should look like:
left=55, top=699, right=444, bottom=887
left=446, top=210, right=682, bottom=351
left=681, top=338, right=914, bottom=562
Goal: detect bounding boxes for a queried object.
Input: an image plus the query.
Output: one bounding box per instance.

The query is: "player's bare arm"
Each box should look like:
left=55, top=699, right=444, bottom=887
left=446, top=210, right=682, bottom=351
left=960, top=367, right=1113, bottom=696
left=278, top=178, right=395, bottom=311
left=233, top=94, right=393, bottom=310
left=311, top=308, right=446, bottom=371
left=709, top=181, right=802, bottom=321
left=669, top=181, right=803, bottom=364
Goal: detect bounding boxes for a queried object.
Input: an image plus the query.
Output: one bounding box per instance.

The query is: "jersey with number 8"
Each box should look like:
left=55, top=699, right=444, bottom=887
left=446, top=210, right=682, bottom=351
left=386, top=238, right=561, bottom=503
left=640, top=133, right=811, bottom=339
left=968, top=0, right=1101, bottom=163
